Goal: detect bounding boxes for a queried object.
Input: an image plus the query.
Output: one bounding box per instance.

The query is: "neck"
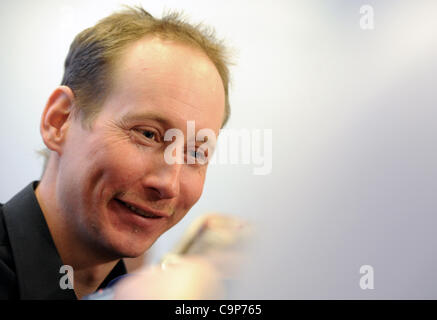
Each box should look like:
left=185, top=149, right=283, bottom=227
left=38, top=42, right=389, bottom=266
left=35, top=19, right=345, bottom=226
left=35, top=156, right=120, bottom=299
left=72, top=262, right=119, bottom=299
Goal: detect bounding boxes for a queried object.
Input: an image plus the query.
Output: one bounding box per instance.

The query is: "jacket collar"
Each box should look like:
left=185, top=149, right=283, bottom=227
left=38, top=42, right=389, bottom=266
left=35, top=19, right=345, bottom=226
left=2, top=182, right=126, bottom=299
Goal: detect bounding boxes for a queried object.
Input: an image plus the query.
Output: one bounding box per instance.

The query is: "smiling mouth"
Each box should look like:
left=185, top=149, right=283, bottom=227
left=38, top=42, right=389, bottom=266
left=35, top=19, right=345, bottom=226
left=114, top=199, right=162, bottom=219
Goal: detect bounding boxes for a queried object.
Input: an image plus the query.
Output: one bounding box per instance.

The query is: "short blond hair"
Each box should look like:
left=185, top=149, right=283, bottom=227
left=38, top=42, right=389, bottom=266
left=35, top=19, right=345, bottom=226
left=61, top=6, right=231, bottom=127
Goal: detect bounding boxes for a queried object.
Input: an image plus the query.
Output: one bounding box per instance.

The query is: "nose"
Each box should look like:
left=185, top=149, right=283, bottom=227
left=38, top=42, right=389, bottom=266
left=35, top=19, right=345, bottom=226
left=142, top=161, right=182, bottom=200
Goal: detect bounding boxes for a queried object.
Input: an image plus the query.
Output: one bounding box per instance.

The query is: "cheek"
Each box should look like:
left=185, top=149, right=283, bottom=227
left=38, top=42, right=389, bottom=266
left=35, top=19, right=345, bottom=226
left=168, top=171, right=205, bottom=227
left=91, top=141, right=150, bottom=188
left=179, top=169, right=207, bottom=210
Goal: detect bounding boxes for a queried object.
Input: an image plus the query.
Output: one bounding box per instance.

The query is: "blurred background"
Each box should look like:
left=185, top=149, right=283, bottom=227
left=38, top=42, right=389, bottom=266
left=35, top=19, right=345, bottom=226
left=1, top=0, right=436, bottom=298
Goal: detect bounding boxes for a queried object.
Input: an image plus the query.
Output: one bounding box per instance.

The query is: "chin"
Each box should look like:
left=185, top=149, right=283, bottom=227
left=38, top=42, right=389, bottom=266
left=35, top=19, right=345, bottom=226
left=106, top=234, right=156, bottom=259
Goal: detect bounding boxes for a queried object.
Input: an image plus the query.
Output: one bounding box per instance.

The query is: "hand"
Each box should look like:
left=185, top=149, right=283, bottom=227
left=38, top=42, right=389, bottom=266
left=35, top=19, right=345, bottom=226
left=112, top=256, right=224, bottom=300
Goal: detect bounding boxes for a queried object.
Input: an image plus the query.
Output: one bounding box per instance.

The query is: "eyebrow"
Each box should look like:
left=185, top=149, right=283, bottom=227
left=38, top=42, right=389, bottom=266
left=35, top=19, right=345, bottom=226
left=120, top=111, right=217, bottom=148
left=120, top=111, right=173, bottom=127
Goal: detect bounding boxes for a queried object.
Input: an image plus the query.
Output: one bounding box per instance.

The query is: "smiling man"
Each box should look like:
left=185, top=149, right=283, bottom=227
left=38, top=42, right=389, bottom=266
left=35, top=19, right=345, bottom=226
left=0, top=7, right=231, bottom=299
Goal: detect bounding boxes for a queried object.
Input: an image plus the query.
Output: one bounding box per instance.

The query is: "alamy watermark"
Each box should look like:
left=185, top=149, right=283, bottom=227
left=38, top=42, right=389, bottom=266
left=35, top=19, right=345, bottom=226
left=59, top=265, right=74, bottom=290
left=359, top=264, right=375, bottom=290
left=162, top=121, right=272, bottom=175
left=360, top=5, right=375, bottom=30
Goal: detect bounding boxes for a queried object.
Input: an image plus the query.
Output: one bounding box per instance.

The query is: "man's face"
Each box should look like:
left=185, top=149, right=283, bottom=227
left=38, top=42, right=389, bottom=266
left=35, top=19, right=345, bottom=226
left=57, top=37, right=225, bottom=258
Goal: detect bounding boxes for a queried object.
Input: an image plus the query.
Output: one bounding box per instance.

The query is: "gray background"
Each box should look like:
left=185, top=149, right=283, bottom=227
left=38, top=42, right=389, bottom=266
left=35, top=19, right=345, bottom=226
left=0, top=0, right=436, bottom=298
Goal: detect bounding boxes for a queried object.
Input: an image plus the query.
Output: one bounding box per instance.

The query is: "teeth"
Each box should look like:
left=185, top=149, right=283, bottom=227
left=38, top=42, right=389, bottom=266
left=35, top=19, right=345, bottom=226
left=124, top=202, right=158, bottom=218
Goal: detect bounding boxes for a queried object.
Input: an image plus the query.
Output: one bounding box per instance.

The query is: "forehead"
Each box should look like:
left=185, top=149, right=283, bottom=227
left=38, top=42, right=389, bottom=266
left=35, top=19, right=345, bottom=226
left=103, top=36, right=225, bottom=134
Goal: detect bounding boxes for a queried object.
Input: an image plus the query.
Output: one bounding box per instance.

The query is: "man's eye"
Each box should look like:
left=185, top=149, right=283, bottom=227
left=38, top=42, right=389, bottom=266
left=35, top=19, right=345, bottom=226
left=189, top=150, right=207, bottom=162
left=142, top=130, right=156, bottom=140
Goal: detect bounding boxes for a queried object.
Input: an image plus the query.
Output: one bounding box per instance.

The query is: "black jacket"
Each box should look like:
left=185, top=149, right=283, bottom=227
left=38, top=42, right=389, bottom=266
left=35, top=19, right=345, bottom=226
left=0, top=182, right=126, bottom=299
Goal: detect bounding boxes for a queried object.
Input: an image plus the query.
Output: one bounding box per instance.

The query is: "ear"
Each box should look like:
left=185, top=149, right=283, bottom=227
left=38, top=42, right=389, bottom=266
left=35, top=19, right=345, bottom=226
left=40, top=86, right=75, bottom=155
